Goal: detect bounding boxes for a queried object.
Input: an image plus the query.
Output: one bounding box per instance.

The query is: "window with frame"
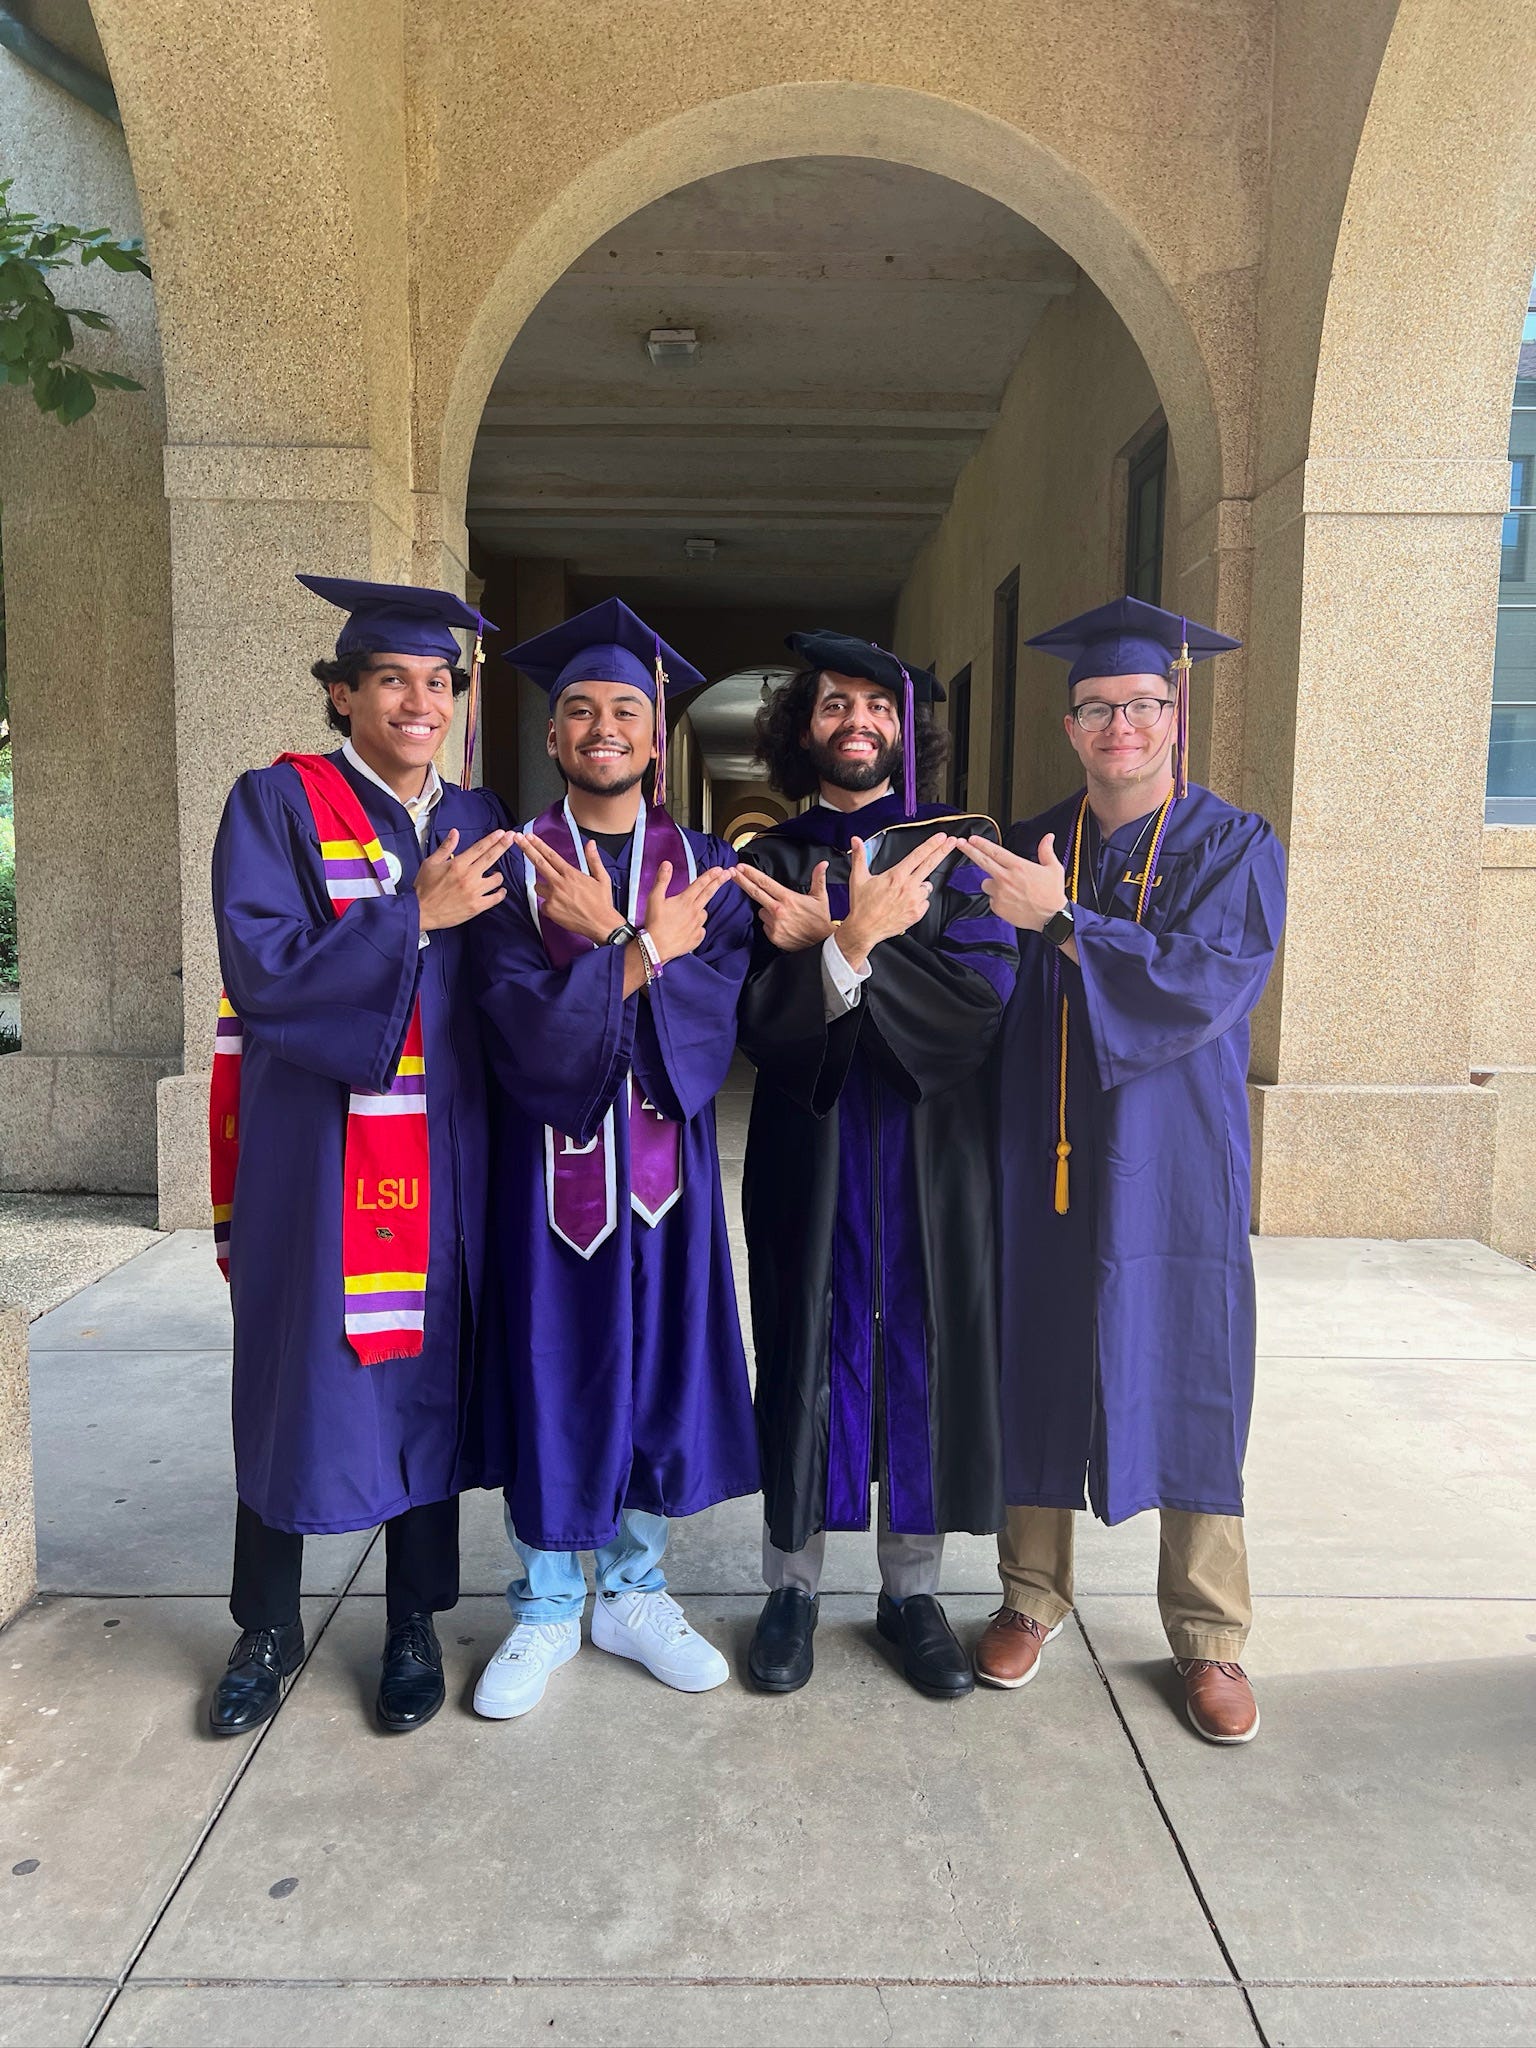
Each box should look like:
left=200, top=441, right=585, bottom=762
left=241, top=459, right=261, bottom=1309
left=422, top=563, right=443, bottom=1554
left=948, top=664, right=972, bottom=810
left=1125, top=429, right=1167, bottom=604
left=991, top=572, right=1020, bottom=822
left=1488, top=267, right=1536, bottom=821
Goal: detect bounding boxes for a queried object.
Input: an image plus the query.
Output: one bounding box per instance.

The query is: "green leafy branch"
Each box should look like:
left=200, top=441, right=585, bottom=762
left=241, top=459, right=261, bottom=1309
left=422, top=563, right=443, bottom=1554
left=0, top=175, right=151, bottom=424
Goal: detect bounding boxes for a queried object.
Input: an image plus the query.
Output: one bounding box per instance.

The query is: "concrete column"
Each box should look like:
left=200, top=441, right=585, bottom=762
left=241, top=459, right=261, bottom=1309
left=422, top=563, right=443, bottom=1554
left=154, top=445, right=413, bottom=1227
left=0, top=48, right=180, bottom=1195
left=1244, top=457, right=1507, bottom=1236
left=0, top=1304, right=34, bottom=1630
left=511, top=560, right=568, bottom=821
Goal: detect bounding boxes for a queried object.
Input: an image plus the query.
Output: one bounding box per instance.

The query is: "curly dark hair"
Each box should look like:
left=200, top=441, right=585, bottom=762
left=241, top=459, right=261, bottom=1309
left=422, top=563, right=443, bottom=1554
left=753, top=666, right=950, bottom=802
left=312, top=649, right=470, bottom=736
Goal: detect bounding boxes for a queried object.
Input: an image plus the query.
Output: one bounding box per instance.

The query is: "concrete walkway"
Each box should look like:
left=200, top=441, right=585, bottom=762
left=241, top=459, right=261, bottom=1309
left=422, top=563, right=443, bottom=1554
left=3, top=1076, right=1535, bottom=2046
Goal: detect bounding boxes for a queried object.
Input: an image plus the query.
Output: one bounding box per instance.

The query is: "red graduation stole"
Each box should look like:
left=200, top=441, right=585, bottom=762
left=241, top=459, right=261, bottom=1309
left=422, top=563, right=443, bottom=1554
left=524, top=797, right=687, bottom=1258
left=210, top=753, right=431, bottom=1365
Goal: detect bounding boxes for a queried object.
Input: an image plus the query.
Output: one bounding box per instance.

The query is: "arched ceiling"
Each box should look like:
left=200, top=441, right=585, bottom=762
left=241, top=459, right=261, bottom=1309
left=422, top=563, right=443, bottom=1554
left=468, top=156, right=1078, bottom=616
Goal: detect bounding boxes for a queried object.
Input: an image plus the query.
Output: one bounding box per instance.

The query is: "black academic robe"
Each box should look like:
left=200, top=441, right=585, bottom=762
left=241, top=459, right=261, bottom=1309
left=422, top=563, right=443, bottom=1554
left=737, top=796, right=1019, bottom=1553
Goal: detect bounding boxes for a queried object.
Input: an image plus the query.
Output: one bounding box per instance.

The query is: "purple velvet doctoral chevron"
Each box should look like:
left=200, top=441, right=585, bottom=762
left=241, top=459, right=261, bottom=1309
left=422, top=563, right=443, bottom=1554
left=997, top=782, right=1287, bottom=1524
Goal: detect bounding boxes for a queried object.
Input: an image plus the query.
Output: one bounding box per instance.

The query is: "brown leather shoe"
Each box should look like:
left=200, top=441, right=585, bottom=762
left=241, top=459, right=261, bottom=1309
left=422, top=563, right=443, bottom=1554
left=973, top=1607, right=1063, bottom=1688
left=1176, top=1659, right=1260, bottom=1743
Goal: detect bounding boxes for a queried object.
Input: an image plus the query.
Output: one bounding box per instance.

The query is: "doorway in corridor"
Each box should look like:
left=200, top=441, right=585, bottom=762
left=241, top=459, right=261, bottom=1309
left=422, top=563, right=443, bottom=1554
left=464, top=156, right=1165, bottom=833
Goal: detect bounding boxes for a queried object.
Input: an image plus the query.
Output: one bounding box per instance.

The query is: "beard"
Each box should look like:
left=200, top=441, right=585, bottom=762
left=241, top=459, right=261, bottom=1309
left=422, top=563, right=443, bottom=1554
left=563, top=757, right=647, bottom=800
left=805, top=731, right=902, bottom=793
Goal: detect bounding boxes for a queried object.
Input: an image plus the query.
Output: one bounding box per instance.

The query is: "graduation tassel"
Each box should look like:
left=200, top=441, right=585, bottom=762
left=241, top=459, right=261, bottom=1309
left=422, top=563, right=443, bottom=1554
left=652, top=633, right=669, bottom=811
left=458, top=616, right=485, bottom=791
left=1053, top=794, right=1090, bottom=1215
left=901, top=659, right=916, bottom=816
left=1173, top=619, right=1192, bottom=802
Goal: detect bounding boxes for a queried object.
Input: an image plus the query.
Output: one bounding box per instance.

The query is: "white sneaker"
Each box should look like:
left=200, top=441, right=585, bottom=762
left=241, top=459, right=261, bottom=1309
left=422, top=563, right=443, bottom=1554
left=590, top=1589, right=729, bottom=1693
left=472, top=1618, right=581, bottom=1719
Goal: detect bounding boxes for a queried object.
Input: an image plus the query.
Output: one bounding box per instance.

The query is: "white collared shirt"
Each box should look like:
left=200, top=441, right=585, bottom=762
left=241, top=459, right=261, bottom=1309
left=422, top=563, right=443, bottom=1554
left=816, top=796, right=878, bottom=1018
left=342, top=740, right=443, bottom=946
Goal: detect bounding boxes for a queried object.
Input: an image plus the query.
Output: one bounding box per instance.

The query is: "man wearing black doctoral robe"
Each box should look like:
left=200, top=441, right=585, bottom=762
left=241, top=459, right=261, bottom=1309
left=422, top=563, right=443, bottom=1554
left=733, top=633, right=1017, bottom=1698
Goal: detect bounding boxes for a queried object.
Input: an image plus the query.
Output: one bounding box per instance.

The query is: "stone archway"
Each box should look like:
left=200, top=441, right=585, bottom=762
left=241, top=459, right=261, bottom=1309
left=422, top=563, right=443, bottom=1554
left=1246, top=0, right=1536, bottom=1238
left=435, top=81, right=1232, bottom=560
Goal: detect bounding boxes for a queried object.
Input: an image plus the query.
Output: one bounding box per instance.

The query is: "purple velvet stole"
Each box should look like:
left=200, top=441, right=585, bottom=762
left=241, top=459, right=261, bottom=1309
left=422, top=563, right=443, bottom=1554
left=524, top=797, right=691, bottom=1259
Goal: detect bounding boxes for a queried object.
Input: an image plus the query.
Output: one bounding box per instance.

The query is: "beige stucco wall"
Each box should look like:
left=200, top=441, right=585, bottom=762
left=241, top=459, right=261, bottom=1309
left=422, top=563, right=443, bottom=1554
left=894, top=278, right=1180, bottom=828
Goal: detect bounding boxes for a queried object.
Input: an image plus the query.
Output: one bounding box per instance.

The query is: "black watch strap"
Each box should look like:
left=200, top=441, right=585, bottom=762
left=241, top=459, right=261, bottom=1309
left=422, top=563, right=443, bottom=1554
left=604, top=921, right=638, bottom=947
left=1042, top=904, right=1076, bottom=948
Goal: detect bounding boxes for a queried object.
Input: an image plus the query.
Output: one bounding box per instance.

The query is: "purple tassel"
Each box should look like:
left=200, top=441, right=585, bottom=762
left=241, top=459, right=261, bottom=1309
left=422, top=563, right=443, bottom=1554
left=652, top=631, right=668, bottom=810
left=901, top=662, right=916, bottom=815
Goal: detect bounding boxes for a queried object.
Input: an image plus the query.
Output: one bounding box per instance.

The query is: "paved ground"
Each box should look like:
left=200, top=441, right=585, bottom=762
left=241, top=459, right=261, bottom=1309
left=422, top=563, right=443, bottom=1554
left=3, top=1070, right=1535, bottom=2047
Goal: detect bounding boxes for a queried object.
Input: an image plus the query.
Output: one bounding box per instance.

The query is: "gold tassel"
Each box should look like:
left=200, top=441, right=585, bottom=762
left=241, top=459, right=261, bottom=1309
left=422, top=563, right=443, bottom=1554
left=1054, top=1138, right=1071, bottom=1216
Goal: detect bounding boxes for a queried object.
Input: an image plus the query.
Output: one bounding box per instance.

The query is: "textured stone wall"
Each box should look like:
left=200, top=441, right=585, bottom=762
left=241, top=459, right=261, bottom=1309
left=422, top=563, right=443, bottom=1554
left=0, top=48, right=180, bottom=1194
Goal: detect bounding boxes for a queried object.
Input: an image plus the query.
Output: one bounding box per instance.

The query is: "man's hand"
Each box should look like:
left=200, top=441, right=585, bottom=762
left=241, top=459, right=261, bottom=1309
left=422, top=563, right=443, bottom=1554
left=511, top=831, right=628, bottom=945
left=412, top=827, right=514, bottom=931
left=959, top=833, right=1068, bottom=932
left=835, top=833, right=954, bottom=972
left=733, top=860, right=835, bottom=952
left=642, top=862, right=729, bottom=965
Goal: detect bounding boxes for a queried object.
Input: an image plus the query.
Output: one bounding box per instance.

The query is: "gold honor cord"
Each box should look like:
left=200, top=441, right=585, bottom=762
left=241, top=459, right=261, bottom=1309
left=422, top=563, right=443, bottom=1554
left=1053, top=782, right=1176, bottom=1215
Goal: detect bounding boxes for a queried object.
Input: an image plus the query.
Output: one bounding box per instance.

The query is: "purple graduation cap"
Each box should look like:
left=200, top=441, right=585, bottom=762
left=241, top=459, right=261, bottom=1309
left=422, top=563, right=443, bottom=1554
left=785, top=628, right=945, bottom=818
left=295, top=574, right=493, bottom=789
left=1024, top=594, right=1239, bottom=801
left=502, top=597, right=706, bottom=810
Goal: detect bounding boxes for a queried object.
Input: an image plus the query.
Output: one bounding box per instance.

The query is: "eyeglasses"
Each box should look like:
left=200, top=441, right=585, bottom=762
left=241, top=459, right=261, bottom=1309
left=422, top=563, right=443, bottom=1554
left=1070, top=696, right=1175, bottom=733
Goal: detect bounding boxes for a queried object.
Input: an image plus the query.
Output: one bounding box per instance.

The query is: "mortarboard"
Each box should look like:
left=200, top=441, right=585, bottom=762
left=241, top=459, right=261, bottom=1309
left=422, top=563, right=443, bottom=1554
left=296, top=574, right=493, bottom=790
left=784, top=628, right=946, bottom=817
left=1024, top=595, right=1239, bottom=801
left=503, top=597, right=706, bottom=809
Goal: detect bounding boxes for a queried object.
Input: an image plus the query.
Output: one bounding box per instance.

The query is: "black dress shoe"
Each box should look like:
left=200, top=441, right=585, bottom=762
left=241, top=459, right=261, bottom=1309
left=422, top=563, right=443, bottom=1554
left=876, top=1591, right=975, bottom=1698
left=748, top=1588, right=819, bottom=1692
left=377, top=1612, right=445, bottom=1732
left=209, top=1619, right=306, bottom=1736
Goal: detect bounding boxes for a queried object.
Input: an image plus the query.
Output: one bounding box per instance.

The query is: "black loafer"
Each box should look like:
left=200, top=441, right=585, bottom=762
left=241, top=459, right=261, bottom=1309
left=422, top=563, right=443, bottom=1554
left=748, top=1588, right=819, bottom=1692
left=876, top=1591, right=974, bottom=1698
left=209, top=1619, right=306, bottom=1735
left=377, top=1612, right=445, bottom=1732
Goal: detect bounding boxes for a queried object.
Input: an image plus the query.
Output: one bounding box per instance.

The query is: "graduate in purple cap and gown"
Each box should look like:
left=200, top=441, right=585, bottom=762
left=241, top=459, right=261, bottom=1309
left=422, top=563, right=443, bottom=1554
left=960, top=595, right=1286, bottom=1745
left=731, top=633, right=1018, bottom=1700
left=208, top=574, right=513, bottom=1739
left=465, top=597, right=759, bottom=1721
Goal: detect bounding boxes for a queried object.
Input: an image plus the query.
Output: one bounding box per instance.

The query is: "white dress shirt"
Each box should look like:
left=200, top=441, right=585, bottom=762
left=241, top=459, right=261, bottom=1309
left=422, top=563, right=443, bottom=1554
left=342, top=739, right=443, bottom=945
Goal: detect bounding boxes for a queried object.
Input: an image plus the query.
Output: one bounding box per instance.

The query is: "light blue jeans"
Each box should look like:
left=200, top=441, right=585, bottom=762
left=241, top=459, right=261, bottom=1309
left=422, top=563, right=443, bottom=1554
left=504, top=1503, right=669, bottom=1624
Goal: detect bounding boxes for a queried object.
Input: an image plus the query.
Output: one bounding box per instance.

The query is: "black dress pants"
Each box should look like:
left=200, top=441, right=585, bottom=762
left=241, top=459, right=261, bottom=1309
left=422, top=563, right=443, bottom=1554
left=230, top=1496, right=460, bottom=1630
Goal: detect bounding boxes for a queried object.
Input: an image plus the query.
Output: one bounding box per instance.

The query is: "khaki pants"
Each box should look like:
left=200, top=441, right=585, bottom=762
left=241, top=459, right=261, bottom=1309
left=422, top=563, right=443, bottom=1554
left=998, top=1506, right=1251, bottom=1663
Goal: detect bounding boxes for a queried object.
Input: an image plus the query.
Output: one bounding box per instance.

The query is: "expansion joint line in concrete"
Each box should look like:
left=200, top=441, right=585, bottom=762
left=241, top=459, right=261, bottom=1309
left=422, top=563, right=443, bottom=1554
left=76, top=1526, right=387, bottom=2048
left=1071, top=1609, right=1272, bottom=2048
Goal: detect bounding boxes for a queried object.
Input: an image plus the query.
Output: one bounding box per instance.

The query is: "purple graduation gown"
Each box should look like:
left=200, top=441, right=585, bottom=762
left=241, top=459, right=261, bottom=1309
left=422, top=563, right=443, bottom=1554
left=999, top=782, right=1287, bottom=1523
left=737, top=797, right=1019, bottom=1553
left=212, top=751, right=506, bottom=1534
left=467, top=821, right=760, bottom=1552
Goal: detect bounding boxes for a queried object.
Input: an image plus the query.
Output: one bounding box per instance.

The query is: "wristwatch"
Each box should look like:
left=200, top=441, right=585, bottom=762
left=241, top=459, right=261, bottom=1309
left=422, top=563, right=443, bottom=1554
left=603, top=921, right=638, bottom=947
left=1042, top=903, right=1076, bottom=948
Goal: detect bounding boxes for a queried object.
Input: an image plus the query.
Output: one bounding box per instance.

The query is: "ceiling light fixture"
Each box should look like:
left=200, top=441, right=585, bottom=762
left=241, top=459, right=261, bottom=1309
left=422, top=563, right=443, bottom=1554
left=646, top=326, right=700, bottom=367
left=683, top=537, right=718, bottom=560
